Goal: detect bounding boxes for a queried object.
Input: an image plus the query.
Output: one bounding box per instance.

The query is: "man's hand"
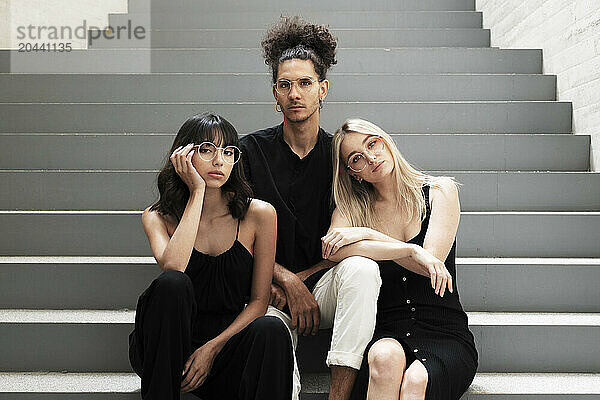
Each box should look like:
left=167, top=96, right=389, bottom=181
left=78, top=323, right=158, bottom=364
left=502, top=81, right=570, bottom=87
left=281, top=272, right=320, bottom=336
left=270, top=283, right=287, bottom=310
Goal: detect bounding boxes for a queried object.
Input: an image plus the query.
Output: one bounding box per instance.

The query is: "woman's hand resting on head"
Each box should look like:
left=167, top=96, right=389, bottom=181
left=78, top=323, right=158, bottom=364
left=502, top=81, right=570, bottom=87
left=409, top=246, right=453, bottom=297
left=170, top=143, right=206, bottom=193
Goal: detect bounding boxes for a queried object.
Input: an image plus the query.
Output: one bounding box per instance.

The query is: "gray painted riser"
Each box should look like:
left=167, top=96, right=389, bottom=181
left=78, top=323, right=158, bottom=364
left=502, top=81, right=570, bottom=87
left=0, top=102, right=571, bottom=134
left=136, top=0, right=476, bottom=12
left=0, top=322, right=598, bottom=372
left=2, top=262, right=599, bottom=312
left=458, top=263, right=600, bottom=312
left=1, top=171, right=598, bottom=211
left=0, top=134, right=588, bottom=171
left=107, top=11, right=483, bottom=29
left=0, top=213, right=598, bottom=257
left=2, top=48, right=542, bottom=74
left=87, top=28, right=491, bottom=49
left=0, top=74, right=557, bottom=102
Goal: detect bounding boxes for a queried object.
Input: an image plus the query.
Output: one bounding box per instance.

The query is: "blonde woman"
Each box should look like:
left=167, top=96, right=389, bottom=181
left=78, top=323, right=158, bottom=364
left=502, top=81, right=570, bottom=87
left=322, top=119, right=478, bottom=400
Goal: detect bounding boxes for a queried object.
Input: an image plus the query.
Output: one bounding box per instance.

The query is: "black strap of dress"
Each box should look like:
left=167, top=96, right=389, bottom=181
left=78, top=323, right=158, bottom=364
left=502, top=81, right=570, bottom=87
left=425, top=184, right=431, bottom=212
left=235, top=218, right=240, bottom=240
left=422, top=183, right=431, bottom=220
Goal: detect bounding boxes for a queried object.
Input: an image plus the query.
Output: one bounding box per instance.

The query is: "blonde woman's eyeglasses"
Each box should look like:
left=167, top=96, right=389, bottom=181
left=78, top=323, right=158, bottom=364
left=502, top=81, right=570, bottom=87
left=346, top=136, right=385, bottom=173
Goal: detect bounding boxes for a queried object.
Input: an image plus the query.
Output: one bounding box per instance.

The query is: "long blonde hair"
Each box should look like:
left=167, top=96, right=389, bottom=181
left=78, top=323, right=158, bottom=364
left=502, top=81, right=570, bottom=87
left=332, top=118, right=461, bottom=231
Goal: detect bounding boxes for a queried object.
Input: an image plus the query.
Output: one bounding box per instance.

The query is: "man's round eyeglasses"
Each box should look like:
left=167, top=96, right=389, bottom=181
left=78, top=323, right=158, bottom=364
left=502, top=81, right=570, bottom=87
left=274, top=77, right=318, bottom=95
left=346, top=136, right=385, bottom=173
left=193, top=142, right=241, bottom=164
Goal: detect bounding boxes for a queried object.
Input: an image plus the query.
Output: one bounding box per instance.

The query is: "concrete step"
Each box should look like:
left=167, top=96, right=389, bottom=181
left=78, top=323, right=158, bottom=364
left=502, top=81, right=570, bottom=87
left=0, top=133, right=587, bottom=171
left=0, top=102, right=570, bottom=134
left=0, top=372, right=598, bottom=399
left=1, top=171, right=597, bottom=211
left=141, top=0, right=476, bottom=12
left=0, top=73, right=557, bottom=102
left=0, top=310, right=598, bottom=373
left=107, top=11, right=483, bottom=29
left=0, top=212, right=597, bottom=257
left=88, top=28, right=491, bottom=48
left=1, top=257, right=598, bottom=312
left=3, top=48, right=542, bottom=74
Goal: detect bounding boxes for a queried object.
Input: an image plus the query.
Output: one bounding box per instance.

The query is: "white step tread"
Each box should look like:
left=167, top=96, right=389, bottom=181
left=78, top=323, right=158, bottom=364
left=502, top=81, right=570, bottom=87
left=0, top=372, right=598, bottom=394
left=1, top=310, right=599, bottom=325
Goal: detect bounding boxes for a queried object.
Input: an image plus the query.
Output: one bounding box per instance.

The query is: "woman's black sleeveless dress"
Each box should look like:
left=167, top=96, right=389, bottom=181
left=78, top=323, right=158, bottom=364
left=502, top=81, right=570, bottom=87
left=128, top=218, right=293, bottom=400
left=349, top=184, right=478, bottom=400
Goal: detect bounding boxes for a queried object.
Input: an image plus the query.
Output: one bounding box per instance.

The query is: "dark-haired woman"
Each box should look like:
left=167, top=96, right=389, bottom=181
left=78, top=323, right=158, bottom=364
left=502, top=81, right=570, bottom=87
left=323, top=119, right=478, bottom=400
left=128, top=112, right=293, bottom=400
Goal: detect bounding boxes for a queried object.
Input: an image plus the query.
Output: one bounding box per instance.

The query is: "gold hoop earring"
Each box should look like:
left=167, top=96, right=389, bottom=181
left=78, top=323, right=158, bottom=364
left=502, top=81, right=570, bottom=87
left=275, top=103, right=282, bottom=113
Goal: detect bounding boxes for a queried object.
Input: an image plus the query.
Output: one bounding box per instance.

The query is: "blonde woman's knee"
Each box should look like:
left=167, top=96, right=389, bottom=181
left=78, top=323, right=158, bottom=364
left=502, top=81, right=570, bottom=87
left=368, top=339, right=406, bottom=384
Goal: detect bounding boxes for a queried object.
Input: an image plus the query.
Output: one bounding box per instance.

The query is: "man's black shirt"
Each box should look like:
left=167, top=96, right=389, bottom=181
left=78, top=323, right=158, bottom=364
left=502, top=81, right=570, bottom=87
left=239, top=123, right=334, bottom=293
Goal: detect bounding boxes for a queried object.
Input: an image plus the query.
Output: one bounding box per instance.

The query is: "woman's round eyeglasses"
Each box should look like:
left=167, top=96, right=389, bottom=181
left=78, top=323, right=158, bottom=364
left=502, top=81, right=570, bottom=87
left=346, top=136, right=385, bottom=173
left=193, top=142, right=241, bottom=164
left=274, top=77, right=317, bottom=95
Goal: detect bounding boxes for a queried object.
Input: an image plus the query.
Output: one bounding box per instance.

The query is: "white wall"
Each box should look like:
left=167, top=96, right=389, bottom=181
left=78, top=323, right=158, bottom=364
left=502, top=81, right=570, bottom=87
left=1, top=0, right=128, bottom=49
left=476, top=0, right=600, bottom=171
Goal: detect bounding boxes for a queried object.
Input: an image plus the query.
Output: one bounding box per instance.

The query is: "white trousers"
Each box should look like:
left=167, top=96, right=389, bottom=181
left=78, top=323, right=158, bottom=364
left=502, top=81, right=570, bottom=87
left=266, top=256, right=382, bottom=400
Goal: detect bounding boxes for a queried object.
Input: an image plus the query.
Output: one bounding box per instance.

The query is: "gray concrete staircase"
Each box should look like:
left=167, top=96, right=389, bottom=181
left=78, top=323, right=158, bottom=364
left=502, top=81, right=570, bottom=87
left=1, top=0, right=599, bottom=398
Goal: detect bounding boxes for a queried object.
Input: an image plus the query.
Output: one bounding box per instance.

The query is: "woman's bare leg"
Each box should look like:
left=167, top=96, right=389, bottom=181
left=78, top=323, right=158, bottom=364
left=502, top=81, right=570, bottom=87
left=399, top=360, right=428, bottom=400
left=366, top=338, right=406, bottom=400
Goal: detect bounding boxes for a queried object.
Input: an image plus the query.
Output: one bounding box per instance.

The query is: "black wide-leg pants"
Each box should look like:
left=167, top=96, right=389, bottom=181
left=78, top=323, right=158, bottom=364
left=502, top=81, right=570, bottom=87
left=128, top=269, right=293, bottom=400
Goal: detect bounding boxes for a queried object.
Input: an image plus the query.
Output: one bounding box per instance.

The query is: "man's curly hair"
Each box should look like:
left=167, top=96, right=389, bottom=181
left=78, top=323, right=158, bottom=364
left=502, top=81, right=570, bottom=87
left=261, top=16, right=338, bottom=82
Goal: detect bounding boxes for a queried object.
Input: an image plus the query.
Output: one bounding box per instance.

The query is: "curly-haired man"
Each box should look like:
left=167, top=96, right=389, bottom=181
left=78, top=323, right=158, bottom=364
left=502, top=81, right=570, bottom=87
left=239, top=16, right=381, bottom=400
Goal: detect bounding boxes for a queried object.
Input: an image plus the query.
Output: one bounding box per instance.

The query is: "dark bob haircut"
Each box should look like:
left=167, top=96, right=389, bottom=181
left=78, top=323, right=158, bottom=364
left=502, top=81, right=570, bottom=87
left=149, top=112, right=252, bottom=222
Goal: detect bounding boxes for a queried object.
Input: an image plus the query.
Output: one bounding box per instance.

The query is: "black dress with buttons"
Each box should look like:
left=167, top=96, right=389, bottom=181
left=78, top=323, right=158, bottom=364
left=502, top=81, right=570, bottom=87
left=349, top=184, right=478, bottom=400
left=128, top=218, right=293, bottom=400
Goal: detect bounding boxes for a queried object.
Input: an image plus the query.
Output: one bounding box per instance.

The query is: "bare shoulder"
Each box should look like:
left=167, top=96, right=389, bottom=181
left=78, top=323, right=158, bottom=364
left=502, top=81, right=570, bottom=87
left=326, top=207, right=352, bottom=232
left=331, top=207, right=351, bottom=225
left=142, top=206, right=163, bottom=226
left=245, top=199, right=276, bottom=224
left=429, top=177, right=460, bottom=207
left=141, top=206, right=174, bottom=234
